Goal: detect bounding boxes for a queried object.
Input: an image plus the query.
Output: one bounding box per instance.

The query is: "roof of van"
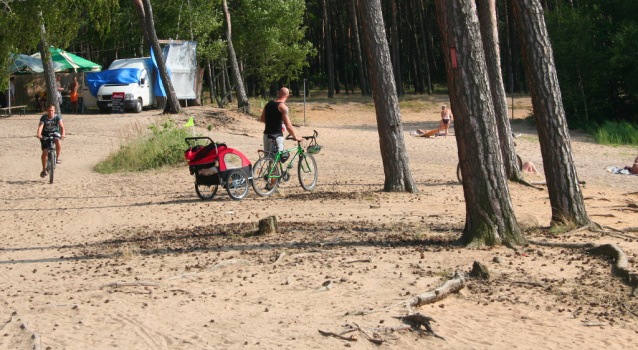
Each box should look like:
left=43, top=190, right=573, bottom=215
left=108, top=58, right=153, bottom=70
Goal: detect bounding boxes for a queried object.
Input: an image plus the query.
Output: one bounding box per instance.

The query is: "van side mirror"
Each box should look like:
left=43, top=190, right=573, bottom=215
left=141, top=78, right=146, bottom=85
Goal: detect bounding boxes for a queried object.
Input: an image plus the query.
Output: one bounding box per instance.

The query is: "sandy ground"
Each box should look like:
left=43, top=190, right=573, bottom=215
left=1, top=94, right=638, bottom=349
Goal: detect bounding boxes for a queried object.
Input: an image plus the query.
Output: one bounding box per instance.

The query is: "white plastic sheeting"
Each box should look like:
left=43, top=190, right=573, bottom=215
left=163, top=41, right=197, bottom=99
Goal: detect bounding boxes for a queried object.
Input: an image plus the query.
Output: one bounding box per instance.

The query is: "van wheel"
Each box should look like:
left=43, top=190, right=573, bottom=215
left=134, top=98, right=143, bottom=113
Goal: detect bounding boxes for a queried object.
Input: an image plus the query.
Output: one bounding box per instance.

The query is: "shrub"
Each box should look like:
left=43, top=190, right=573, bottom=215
left=95, top=118, right=193, bottom=173
left=592, top=121, right=638, bottom=146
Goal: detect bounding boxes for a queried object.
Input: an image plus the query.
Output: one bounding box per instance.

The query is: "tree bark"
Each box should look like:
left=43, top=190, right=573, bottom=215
left=390, top=0, right=403, bottom=96
left=359, top=0, right=419, bottom=193
left=476, top=0, right=522, bottom=181
left=38, top=23, right=60, bottom=114
left=511, top=0, right=590, bottom=227
left=222, top=0, right=249, bottom=112
left=417, top=0, right=432, bottom=94
left=130, top=0, right=150, bottom=45
left=348, top=0, right=367, bottom=95
left=434, top=0, right=525, bottom=247
left=322, top=0, right=335, bottom=98
left=141, top=0, right=182, bottom=114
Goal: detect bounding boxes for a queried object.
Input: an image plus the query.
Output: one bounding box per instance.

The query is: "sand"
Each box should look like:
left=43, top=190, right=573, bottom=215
left=1, top=95, right=637, bottom=349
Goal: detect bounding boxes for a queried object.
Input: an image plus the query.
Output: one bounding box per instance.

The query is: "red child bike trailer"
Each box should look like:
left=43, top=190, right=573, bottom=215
left=184, top=137, right=252, bottom=200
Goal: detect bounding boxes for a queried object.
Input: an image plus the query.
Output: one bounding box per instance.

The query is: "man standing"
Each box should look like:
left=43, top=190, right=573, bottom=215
left=55, top=75, right=64, bottom=105
left=260, top=87, right=302, bottom=156
left=68, top=76, right=79, bottom=114
left=37, top=104, right=65, bottom=178
left=438, top=105, right=453, bottom=138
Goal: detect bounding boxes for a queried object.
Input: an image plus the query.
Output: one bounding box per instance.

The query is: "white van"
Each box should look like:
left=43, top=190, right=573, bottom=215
left=96, top=58, right=156, bottom=113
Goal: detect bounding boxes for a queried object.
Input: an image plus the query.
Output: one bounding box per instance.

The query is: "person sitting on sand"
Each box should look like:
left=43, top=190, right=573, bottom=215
left=522, top=161, right=540, bottom=175
left=632, top=156, right=638, bottom=175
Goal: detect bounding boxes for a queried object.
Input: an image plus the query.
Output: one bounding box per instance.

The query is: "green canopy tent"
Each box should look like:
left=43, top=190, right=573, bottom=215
left=31, top=47, right=101, bottom=72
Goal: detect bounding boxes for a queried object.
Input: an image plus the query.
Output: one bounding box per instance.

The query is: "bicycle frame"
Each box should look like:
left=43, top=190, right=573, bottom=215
left=260, top=144, right=313, bottom=180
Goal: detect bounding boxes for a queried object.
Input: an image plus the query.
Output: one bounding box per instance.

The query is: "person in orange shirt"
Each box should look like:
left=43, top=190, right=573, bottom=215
left=68, top=76, right=79, bottom=114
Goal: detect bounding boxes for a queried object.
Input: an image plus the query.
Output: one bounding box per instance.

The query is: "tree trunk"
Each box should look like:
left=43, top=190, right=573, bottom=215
left=348, top=0, right=367, bottom=95
left=130, top=0, right=150, bottom=45
left=476, top=0, right=522, bottom=181
left=322, top=0, right=335, bottom=98
left=224, top=62, right=233, bottom=103
left=511, top=0, right=590, bottom=227
left=141, top=0, right=182, bottom=114
left=222, top=0, right=250, bottom=112
left=220, top=59, right=228, bottom=105
left=38, top=20, right=60, bottom=114
left=417, top=0, right=432, bottom=94
left=359, top=0, right=418, bottom=194
left=434, top=0, right=525, bottom=247
left=390, top=0, right=403, bottom=96
left=192, top=65, right=204, bottom=106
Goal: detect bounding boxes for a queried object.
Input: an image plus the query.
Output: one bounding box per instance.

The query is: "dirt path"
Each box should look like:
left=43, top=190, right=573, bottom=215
left=1, top=95, right=637, bottom=349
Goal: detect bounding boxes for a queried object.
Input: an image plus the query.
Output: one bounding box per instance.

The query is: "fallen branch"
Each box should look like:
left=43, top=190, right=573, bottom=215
left=392, top=313, right=446, bottom=341
left=352, top=322, right=384, bottom=344
left=590, top=204, right=638, bottom=209
left=273, top=252, right=286, bottom=264
left=315, top=280, right=334, bottom=293
left=100, top=281, right=169, bottom=289
left=581, top=322, right=607, bottom=327
left=563, top=225, right=594, bottom=235
left=318, top=329, right=357, bottom=341
left=624, top=192, right=638, bottom=196
left=514, top=178, right=545, bottom=191
left=349, top=272, right=467, bottom=316
left=613, top=208, right=638, bottom=213
left=320, top=237, right=342, bottom=246
left=343, top=256, right=372, bottom=263
left=528, top=240, right=596, bottom=249
left=366, top=325, right=412, bottom=333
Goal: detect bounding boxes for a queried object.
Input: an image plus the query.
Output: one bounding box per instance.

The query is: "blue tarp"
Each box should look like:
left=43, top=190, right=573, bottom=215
left=85, top=68, right=142, bottom=97
left=150, top=47, right=169, bottom=97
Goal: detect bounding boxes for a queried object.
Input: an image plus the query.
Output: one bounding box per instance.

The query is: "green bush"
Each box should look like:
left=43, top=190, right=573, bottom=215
left=592, top=121, right=638, bottom=146
left=95, top=118, right=193, bottom=173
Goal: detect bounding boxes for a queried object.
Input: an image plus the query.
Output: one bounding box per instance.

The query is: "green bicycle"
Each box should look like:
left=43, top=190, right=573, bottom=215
left=252, top=130, right=322, bottom=197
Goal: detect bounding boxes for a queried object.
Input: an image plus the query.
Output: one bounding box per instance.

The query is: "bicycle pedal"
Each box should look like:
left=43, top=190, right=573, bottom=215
left=282, top=171, right=291, bottom=182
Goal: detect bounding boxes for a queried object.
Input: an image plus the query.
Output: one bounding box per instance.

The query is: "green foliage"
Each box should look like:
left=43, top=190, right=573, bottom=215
left=546, top=0, right=638, bottom=127
left=94, top=117, right=192, bottom=173
left=591, top=121, right=638, bottom=147
left=234, top=0, right=316, bottom=89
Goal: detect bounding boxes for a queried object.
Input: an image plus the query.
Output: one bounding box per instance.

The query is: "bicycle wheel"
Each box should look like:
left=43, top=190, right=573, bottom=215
left=195, top=183, right=218, bottom=200
left=516, top=154, right=523, bottom=171
left=252, top=157, right=280, bottom=197
left=48, top=150, right=56, bottom=184
left=298, top=154, right=318, bottom=191
left=226, top=169, right=249, bottom=200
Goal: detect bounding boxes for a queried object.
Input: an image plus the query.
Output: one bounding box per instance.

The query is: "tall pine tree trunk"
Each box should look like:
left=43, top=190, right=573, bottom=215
left=322, top=0, right=335, bottom=98
left=142, top=0, right=182, bottom=114
left=476, top=0, right=522, bottom=181
left=434, top=0, right=525, bottom=247
left=222, top=0, right=249, bottom=112
left=511, top=0, right=589, bottom=227
left=38, top=19, right=60, bottom=114
left=390, top=0, right=403, bottom=96
left=359, top=0, right=418, bottom=193
left=348, top=0, right=367, bottom=95
left=417, top=0, right=432, bottom=94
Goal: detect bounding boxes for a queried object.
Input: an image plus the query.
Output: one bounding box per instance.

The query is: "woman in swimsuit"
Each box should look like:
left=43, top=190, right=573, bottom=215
left=438, top=105, right=453, bottom=138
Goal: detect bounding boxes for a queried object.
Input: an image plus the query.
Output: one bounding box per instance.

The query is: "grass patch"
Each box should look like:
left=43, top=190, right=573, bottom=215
left=592, top=121, right=638, bottom=146
left=94, top=117, right=194, bottom=173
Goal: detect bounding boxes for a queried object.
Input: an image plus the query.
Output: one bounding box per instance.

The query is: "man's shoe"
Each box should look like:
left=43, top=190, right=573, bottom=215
left=40, top=171, right=47, bottom=178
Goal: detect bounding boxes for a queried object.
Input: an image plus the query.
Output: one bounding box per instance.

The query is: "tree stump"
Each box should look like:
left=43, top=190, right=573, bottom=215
left=258, top=216, right=278, bottom=235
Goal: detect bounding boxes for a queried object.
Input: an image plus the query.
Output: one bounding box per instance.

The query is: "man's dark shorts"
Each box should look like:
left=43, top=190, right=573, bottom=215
left=40, top=133, right=55, bottom=150
left=442, top=119, right=450, bottom=125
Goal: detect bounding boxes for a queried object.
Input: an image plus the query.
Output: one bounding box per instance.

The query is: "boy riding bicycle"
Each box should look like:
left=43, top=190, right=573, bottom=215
left=37, top=104, right=65, bottom=178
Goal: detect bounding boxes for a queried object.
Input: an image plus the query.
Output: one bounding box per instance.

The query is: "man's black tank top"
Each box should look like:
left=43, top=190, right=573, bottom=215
left=263, top=101, right=283, bottom=136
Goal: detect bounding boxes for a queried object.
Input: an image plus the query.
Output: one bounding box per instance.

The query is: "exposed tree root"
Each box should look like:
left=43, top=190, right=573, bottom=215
left=392, top=313, right=446, bottom=341
left=530, top=240, right=638, bottom=295
left=348, top=271, right=467, bottom=316
left=513, top=177, right=544, bottom=191
left=343, top=256, right=372, bottom=263
left=318, top=329, right=357, bottom=341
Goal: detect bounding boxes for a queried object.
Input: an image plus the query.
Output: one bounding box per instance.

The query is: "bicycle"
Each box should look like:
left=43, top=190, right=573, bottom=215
left=252, top=130, right=322, bottom=197
left=42, top=132, right=61, bottom=184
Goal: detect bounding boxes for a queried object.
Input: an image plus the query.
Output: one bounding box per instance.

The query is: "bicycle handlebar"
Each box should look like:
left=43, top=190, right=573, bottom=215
left=40, top=132, right=62, bottom=140
left=285, top=130, right=318, bottom=141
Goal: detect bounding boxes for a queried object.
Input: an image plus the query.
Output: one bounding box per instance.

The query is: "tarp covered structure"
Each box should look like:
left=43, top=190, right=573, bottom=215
left=85, top=68, right=142, bottom=97
left=151, top=41, right=197, bottom=99
left=32, top=47, right=101, bottom=72
left=8, top=54, right=66, bottom=74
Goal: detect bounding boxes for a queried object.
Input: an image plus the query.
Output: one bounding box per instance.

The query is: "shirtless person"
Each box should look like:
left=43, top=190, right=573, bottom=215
left=438, top=105, right=453, bottom=138
left=68, top=76, right=79, bottom=114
